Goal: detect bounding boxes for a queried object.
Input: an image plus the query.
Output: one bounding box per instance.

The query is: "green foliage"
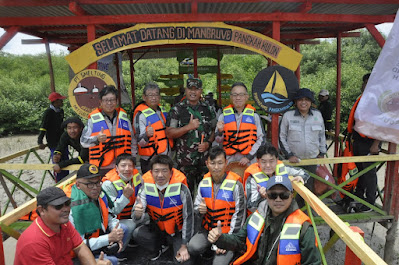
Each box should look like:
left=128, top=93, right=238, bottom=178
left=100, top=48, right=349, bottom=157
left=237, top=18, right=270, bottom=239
left=0, top=30, right=381, bottom=135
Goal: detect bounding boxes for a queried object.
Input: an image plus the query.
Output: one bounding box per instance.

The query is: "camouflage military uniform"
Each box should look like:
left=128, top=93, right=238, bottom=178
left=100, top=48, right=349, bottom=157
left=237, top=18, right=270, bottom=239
left=166, top=99, right=216, bottom=192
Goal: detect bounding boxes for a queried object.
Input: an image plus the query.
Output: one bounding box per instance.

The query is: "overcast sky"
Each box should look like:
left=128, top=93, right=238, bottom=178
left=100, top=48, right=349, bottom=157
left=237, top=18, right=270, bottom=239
left=0, top=23, right=394, bottom=55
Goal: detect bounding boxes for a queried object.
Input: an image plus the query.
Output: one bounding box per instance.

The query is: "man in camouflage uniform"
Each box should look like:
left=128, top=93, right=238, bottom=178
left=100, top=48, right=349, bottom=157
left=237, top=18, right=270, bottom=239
left=166, top=78, right=216, bottom=193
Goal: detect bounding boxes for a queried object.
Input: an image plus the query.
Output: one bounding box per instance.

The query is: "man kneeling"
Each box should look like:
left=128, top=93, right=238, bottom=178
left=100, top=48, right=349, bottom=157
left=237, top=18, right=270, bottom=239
left=208, top=176, right=321, bottom=265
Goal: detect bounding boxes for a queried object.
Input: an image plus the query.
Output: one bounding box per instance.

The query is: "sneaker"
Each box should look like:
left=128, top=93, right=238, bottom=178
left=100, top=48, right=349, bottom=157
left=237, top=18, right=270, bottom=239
left=358, top=205, right=373, bottom=213
left=149, top=250, right=162, bottom=261
left=116, top=252, right=128, bottom=262
left=149, top=245, right=169, bottom=261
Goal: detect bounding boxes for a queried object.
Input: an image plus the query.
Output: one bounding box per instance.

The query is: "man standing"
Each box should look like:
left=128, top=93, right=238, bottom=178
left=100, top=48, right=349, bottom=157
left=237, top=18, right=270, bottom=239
left=215, top=82, right=265, bottom=166
left=38, top=91, right=67, bottom=181
left=318, top=89, right=333, bottom=136
left=64, top=163, right=128, bottom=265
left=81, top=85, right=135, bottom=172
left=348, top=73, right=380, bottom=212
left=14, top=186, right=105, bottom=265
left=188, top=146, right=245, bottom=265
left=279, top=88, right=326, bottom=190
left=102, top=153, right=142, bottom=258
left=208, top=176, right=320, bottom=265
left=166, top=78, right=216, bottom=192
left=133, top=82, right=172, bottom=174
left=243, top=144, right=306, bottom=214
left=53, top=117, right=88, bottom=182
left=132, top=155, right=193, bottom=264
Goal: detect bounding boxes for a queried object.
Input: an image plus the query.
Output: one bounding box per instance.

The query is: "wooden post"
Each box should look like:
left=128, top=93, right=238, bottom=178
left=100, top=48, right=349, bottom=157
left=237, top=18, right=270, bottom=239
left=0, top=226, right=4, bottom=265
left=114, top=53, right=122, bottom=107
left=334, top=33, right=342, bottom=159
left=87, top=24, right=97, bottom=69
left=295, top=43, right=300, bottom=85
left=45, top=42, right=55, bottom=93
left=383, top=143, right=399, bottom=263
left=217, top=47, right=222, bottom=106
left=345, top=226, right=364, bottom=265
left=128, top=50, right=135, bottom=106
left=193, top=46, right=198, bottom=78
left=271, top=21, right=280, bottom=148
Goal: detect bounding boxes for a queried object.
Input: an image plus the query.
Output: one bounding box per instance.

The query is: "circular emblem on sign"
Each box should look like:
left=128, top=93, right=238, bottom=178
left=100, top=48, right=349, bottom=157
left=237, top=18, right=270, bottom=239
left=89, top=164, right=99, bottom=174
left=252, top=66, right=299, bottom=114
left=68, top=69, right=116, bottom=118
left=378, top=90, right=399, bottom=125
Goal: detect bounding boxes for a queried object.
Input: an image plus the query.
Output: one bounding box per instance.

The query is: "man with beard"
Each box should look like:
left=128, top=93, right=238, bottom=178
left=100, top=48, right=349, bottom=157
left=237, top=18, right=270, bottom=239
left=14, top=186, right=110, bottom=265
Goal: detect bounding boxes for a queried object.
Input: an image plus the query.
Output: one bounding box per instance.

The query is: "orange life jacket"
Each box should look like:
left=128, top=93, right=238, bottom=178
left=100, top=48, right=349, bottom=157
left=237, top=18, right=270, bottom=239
left=223, top=104, right=257, bottom=155
left=142, top=169, right=188, bottom=235
left=102, top=168, right=142, bottom=219
left=133, top=104, right=173, bottom=157
left=348, top=96, right=368, bottom=138
left=89, top=108, right=132, bottom=167
left=63, top=182, right=109, bottom=239
left=199, top=171, right=241, bottom=233
left=233, top=208, right=311, bottom=265
left=243, top=161, right=288, bottom=215
left=243, top=160, right=288, bottom=194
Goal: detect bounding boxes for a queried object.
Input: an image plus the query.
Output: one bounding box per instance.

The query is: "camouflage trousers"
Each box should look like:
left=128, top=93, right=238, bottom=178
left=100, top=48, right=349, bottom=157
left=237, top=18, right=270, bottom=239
left=178, top=164, right=208, bottom=196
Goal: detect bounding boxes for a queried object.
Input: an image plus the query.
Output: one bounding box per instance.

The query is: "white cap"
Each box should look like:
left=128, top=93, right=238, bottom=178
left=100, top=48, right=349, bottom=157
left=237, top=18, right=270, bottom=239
left=319, top=89, right=329, bottom=96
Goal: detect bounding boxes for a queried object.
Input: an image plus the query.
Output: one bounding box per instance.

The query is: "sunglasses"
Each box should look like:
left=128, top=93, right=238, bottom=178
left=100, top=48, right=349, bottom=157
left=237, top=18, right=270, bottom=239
left=53, top=200, right=71, bottom=210
left=267, top=191, right=291, bottom=200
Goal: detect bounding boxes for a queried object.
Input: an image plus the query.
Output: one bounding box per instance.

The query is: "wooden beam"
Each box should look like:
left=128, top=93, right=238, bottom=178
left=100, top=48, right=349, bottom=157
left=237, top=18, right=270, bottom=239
left=0, top=164, right=82, bottom=171
left=293, top=181, right=388, bottom=265
left=365, top=23, right=386, bottom=48
left=0, top=13, right=394, bottom=27
left=283, top=154, right=399, bottom=166
left=0, top=26, right=19, bottom=50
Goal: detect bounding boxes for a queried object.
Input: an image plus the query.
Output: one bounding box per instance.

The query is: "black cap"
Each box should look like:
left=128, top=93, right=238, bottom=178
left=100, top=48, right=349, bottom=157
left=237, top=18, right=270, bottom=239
left=187, top=78, right=202, bottom=89
left=62, top=116, right=84, bottom=130
left=294, top=88, right=315, bottom=102
left=37, top=187, right=70, bottom=206
left=77, top=163, right=101, bottom=179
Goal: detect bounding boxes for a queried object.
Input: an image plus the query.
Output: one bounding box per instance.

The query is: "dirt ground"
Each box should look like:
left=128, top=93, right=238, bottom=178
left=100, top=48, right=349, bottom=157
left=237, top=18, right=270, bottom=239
left=1, top=135, right=398, bottom=264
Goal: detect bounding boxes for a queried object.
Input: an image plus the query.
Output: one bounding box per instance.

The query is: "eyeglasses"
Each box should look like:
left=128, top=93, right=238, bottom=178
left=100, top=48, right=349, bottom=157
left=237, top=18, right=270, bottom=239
left=102, top=98, right=117, bottom=103
left=53, top=200, right=71, bottom=210
left=231, top=93, right=248, bottom=98
left=80, top=181, right=102, bottom=189
left=267, top=191, right=291, bottom=200
left=145, top=94, right=160, bottom=98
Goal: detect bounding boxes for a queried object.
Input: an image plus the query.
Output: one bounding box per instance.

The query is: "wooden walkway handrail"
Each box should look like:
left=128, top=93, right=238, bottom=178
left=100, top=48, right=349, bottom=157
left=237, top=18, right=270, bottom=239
left=0, top=145, right=42, bottom=163
left=283, top=154, right=399, bottom=166
left=293, top=180, right=387, bottom=265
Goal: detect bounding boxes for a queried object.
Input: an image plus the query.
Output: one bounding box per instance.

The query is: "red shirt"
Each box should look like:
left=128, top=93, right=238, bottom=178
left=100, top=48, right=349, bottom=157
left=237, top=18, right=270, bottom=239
left=14, top=217, right=83, bottom=265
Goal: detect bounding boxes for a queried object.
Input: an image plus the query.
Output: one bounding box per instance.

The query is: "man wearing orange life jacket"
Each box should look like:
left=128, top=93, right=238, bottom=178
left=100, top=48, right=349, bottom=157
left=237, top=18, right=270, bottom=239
left=243, top=144, right=306, bottom=214
left=65, top=163, right=129, bottom=265
left=215, top=82, right=265, bottom=166
left=132, top=155, right=194, bottom=264
left=347, top=73, right=381, bottom=212
left=208, top=175, right=320, bottom=265
left=133, top=82, right=172, bottom=174
left=102, top=153, right=142, bottom=258
left=188, top=146, right=245, bottom=265
left=81, top=85, right=136, bottom=173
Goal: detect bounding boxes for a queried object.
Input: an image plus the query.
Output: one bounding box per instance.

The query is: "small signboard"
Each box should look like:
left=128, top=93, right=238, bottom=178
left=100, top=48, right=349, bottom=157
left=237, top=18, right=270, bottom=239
left=252, top=66, right=299, bottom=114
left=68, top=69, right=116, bottom=118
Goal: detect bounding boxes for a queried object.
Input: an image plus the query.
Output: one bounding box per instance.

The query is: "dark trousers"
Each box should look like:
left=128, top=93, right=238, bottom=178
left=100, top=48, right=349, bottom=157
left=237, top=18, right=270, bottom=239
left=140, top=158, right=151, bottom=175
left=178, top=165, right=208, bottom=195
left=353, top=139, right=378, bottom=205
left=296, top=164, right=317, bottom=208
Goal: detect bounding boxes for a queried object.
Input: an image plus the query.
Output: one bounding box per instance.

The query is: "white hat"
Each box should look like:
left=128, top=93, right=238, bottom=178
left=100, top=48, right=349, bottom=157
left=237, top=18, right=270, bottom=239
left=319, top=89, right=329, bottom=96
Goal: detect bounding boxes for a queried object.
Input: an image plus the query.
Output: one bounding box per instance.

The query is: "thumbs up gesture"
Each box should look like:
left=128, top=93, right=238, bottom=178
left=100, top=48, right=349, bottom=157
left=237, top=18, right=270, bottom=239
left=146, top=121, right=154, bottom=137
left=199, top=198, right=207, bottom=214
left=122, top=183, right=134, bottom=198
left=208, top=220, right=223, bottom=243
left=258, top=184, right=267, bottom=198
left=97, top=251, right=111, bottom=265
left=188, top=114, right=200, bottom=130
left=97, top=127, right=107, bottom=143
left=108, top=222, right=124, bottom=243
left=134, top=196, right=144, bottom=219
